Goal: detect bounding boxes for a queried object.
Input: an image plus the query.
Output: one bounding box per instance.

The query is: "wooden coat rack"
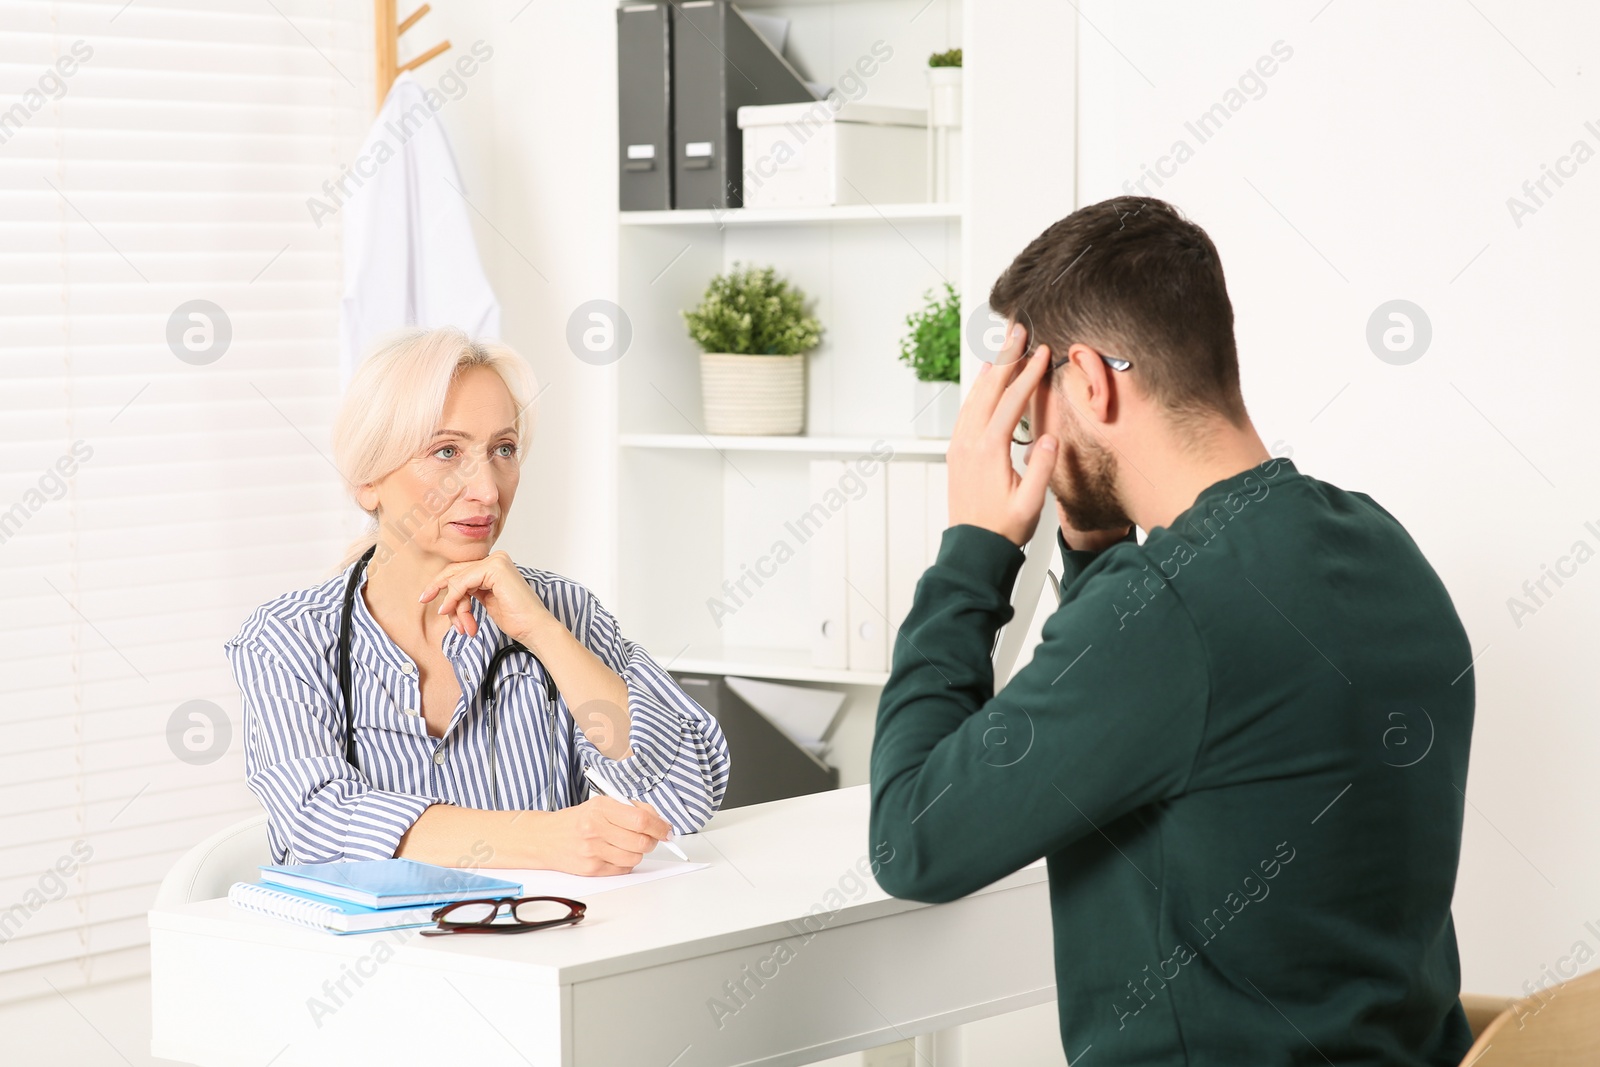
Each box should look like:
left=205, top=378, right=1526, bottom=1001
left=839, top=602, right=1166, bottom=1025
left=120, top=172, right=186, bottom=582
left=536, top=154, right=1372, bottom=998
left=374, top=0, right=452, bottom=110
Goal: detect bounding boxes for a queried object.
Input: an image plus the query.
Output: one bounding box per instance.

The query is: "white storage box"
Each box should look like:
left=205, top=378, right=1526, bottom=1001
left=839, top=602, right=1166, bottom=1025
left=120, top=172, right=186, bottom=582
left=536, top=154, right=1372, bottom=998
left=738, top=102, right=927, bottom=209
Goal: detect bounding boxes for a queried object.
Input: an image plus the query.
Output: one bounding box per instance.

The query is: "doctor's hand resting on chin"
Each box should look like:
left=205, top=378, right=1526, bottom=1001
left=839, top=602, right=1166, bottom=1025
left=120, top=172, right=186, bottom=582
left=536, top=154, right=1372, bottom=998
left=224, top=327, right=731, bottom=876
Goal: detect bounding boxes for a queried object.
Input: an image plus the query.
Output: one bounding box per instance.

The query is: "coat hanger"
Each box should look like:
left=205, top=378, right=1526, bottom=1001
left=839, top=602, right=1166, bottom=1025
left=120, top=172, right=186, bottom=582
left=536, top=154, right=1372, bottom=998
left=374, top=1, right=452, bottom=110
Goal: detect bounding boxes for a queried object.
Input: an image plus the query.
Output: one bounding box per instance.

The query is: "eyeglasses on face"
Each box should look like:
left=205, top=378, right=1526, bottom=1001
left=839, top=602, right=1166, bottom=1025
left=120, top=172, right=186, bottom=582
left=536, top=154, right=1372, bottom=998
left=420, top=895, right=587, bottom=936
left=1013, top=347, right=1132, bottom=446
left=1041, top=348, right=1132, bottom=373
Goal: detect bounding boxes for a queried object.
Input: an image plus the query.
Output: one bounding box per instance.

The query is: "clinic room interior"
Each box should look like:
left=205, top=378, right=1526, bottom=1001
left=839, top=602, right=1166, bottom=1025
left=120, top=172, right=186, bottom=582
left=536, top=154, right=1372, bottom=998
left=4, top=1, right=1598, bottom=1066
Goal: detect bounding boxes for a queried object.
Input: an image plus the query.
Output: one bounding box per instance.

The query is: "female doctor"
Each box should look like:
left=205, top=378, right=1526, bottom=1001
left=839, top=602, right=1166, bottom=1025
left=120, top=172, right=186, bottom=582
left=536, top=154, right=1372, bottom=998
left=224, top=327, right=730, bottom=874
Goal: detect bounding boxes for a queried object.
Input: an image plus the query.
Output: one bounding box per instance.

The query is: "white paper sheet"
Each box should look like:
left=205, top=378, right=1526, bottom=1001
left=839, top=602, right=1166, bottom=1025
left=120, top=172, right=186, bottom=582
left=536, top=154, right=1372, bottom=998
left=450, top=856, right=709, bottom=899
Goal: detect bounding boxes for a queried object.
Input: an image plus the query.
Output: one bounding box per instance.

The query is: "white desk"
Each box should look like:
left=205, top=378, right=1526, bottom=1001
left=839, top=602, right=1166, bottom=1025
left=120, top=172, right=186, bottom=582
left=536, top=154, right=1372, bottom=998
left=149, top=785, right=1054, bottom=1067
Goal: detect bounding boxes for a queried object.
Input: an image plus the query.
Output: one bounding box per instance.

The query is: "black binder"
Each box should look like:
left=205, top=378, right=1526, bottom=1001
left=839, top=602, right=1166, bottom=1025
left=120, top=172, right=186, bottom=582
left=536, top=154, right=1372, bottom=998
left=617, top=3, right=673, bottom=211
left=673, top=673, right=838, bottom=810
left=670, top=1, right=817, bottom=212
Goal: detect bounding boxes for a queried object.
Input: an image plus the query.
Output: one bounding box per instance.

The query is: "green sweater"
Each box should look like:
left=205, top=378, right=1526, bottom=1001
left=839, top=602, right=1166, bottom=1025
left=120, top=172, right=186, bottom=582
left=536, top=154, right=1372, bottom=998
left=870, top=457, right=1474, bottom=1067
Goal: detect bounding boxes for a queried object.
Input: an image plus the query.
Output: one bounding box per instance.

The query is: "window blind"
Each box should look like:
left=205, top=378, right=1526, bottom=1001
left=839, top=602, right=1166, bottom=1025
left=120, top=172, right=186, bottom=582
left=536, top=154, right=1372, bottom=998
left=0, top=0, right=370, bottom=1002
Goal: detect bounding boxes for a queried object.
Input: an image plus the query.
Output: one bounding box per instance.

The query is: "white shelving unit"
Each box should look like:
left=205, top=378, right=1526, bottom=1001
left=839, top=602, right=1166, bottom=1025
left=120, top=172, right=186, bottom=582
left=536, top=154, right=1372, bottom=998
left=620, top=433, right=949, bottom=455
left=612, top=0, right=967, bottom=691
left=618, top=202, right=963, bottom=227
left=603, top=0, right=1081, bottom=713
left=668, top=648, right=891, bottom=688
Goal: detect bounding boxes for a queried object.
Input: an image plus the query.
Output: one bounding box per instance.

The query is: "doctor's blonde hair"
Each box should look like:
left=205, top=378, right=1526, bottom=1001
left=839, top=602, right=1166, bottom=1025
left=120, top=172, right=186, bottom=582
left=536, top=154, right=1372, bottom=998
left=330, top=327, right=537, bottom=575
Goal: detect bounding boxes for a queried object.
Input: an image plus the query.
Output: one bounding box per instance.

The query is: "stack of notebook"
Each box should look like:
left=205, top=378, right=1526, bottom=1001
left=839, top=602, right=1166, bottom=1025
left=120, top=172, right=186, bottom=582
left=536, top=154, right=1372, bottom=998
left=228, top=859, right=522, bottom=935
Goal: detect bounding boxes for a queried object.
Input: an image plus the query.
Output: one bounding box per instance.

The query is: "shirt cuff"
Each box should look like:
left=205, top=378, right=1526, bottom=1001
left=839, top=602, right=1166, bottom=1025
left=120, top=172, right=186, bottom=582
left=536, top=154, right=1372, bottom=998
left=583, top=705, right=676, bottom=795
left=937, top=524, right=1027, bottom=592
left=343, top=789, right=435, bottom=861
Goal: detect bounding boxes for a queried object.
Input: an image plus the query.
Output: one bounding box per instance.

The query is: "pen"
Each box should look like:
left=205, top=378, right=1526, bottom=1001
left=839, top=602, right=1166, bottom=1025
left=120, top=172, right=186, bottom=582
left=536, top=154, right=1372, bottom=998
left=582, top=766, right=691, bottom=861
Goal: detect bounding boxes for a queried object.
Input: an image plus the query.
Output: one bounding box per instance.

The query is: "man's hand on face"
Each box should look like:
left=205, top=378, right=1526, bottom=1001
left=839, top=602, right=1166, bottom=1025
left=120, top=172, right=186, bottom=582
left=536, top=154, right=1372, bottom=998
left=945, top=322, right=1057, bottom=548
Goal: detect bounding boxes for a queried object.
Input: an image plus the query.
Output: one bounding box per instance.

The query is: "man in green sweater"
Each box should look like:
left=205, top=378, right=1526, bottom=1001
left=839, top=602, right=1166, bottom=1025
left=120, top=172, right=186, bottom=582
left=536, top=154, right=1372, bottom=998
left=869, top=196, right=1474, bottom=1066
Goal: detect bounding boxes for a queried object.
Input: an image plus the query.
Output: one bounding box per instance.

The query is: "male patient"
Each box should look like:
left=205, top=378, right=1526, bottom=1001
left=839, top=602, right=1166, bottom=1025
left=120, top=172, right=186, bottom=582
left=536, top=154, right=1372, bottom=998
left=869, top=196, right=1474, bottom=1066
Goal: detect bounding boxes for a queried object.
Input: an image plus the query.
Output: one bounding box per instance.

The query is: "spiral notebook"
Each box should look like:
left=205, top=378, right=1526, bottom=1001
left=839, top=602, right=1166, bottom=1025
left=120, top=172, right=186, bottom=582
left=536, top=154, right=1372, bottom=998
left=228, top=881, right=438, bottom=935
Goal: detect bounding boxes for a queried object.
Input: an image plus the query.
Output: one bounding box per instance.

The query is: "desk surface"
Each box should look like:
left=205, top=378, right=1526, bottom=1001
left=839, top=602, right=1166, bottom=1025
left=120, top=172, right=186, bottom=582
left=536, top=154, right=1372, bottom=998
left=148, top=785, right=1047, bottom=987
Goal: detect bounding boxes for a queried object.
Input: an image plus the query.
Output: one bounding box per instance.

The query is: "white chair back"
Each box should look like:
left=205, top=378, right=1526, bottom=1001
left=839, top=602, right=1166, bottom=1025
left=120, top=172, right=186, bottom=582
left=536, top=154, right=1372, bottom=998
left=153, top=813, right=272, bottom=908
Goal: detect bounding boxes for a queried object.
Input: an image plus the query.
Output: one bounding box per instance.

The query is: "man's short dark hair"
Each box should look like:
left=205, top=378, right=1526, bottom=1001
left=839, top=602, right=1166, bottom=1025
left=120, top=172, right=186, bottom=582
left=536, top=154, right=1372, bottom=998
left=989, top=196, right=1247, bottom=428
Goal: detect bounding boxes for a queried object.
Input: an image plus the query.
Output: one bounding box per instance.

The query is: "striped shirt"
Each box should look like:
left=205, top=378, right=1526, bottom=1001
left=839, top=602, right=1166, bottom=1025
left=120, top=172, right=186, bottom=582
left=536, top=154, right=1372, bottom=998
left=223, top=559, right=731, bottom=865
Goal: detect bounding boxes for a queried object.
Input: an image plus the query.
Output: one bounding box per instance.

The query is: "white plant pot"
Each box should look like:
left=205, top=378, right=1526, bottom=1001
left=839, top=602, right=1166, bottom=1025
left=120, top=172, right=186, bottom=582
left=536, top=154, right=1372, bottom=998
left=912, top=378, right=959, bottom=439
left=926, top=67, right=963, bottom=203
left=926, top=67, right=963, bottom=128
left=699, top=352, right=806, bottom=435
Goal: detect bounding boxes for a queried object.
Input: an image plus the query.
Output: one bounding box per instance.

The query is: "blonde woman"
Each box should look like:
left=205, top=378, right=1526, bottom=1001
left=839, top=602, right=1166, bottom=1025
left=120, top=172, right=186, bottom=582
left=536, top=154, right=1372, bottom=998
left=224, top=327, right=730, bottom=874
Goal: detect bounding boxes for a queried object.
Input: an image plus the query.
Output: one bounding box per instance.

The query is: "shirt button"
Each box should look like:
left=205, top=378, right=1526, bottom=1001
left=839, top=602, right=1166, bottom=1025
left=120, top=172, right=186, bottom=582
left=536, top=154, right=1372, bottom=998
left=403, top=706, right=419, bottom=718
left=400, top=663, right=415, bottom=675
left=433, top=749, right=446, bottom=766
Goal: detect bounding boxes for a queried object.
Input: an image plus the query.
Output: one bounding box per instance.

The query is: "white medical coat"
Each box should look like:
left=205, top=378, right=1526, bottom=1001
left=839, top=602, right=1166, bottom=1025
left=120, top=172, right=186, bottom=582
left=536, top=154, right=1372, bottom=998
left=338, top=71, right=500, bottom=388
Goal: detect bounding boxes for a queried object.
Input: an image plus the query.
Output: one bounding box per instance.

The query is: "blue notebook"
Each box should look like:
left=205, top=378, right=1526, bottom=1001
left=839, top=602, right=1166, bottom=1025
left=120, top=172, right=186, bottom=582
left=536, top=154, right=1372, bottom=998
left=229, top=881, right=438, bottom=935
left=258, top=859, right=521, bottom=910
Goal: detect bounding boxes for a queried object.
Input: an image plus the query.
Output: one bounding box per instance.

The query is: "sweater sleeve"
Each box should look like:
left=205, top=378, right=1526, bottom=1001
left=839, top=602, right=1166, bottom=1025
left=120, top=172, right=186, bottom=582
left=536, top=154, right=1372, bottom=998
left=869, top=523, right=1210, bottom=903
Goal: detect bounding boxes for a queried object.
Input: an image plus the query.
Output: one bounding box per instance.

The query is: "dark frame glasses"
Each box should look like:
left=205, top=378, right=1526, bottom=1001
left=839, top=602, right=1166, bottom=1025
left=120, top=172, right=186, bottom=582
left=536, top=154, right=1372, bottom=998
left=419, top=895, right=587, bottom=937
left=1042, top=347, right=1132, bottom=373
left=1013, top=347, right=1133, bottom=445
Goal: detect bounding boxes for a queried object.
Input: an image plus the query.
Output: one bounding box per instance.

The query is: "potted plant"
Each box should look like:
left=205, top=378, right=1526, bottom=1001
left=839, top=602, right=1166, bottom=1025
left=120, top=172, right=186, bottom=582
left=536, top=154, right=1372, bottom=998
left=682, top=263, right=822, bottom=435
left=926, top=49, right=962, bottom=201
left=899, top=282, right=960, bottom=438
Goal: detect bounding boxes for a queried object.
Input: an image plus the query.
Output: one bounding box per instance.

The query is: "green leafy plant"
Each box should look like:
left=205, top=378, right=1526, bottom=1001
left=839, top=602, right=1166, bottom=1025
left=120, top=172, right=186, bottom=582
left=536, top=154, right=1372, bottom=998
left=928, top=48, right=962, bottom=68
left=899, top=283, right=961, bottom=383
left=681, top=263, right=822, bottom=356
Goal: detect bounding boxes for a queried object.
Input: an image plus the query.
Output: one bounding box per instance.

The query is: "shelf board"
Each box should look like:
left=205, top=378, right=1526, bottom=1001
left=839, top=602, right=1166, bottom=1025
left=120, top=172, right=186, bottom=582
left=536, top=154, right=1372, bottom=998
left=620, top=203, right=963, bottom=227
left=662, top=646, right=890, bottom=687
left=620, top=433, right=948, bottom=456
left=731, top=0, right=877, bottom=7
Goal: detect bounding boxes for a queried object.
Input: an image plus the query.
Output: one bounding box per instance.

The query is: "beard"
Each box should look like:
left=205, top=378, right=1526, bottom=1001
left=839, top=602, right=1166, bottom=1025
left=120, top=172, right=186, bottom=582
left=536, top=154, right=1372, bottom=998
left=1050, top=414, right=1132, bottom=532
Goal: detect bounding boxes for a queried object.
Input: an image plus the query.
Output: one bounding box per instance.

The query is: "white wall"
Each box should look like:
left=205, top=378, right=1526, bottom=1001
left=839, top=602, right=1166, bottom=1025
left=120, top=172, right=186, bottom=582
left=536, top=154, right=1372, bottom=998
left=1077, top=0, right=1600, bottom=996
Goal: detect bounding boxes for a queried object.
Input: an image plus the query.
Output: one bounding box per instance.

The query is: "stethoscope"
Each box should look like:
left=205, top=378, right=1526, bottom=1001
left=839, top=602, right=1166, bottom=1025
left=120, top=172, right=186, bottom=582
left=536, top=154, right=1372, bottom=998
left=338, top=544, right=562, bottom=810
